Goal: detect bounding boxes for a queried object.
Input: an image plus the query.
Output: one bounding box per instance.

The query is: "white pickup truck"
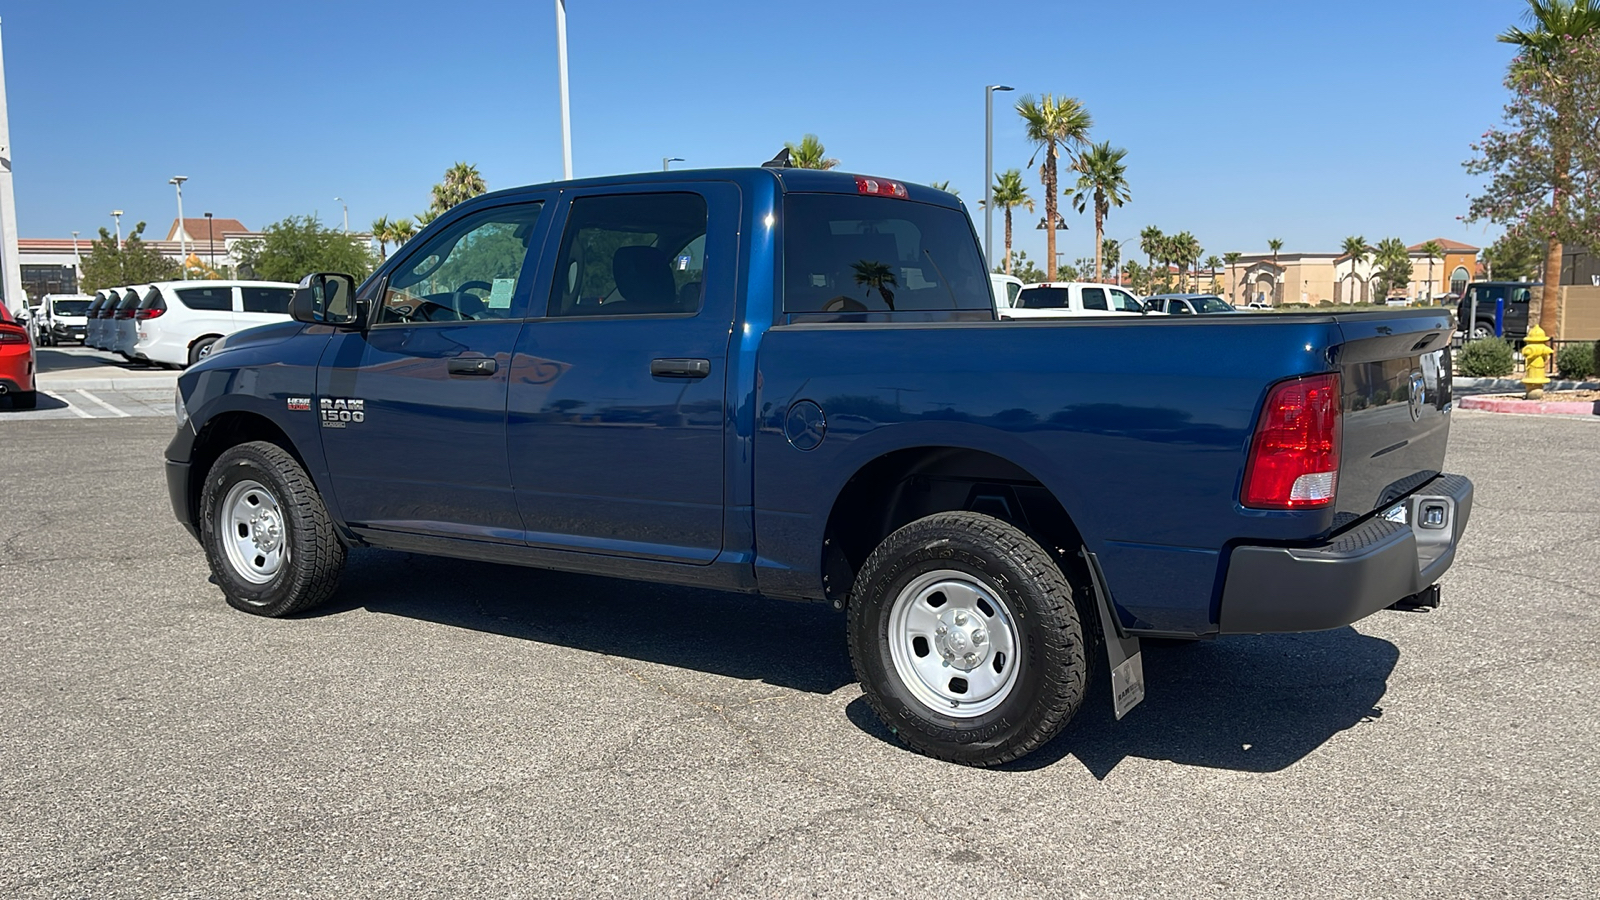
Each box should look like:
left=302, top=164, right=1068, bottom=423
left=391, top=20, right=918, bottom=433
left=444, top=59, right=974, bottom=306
left=1000, top=282, right=1156, bottom=319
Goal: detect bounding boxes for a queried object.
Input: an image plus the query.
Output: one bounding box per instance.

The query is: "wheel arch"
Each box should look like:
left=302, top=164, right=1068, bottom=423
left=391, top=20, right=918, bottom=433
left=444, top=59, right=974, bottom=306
left=186, top=410, right=310, bottom=528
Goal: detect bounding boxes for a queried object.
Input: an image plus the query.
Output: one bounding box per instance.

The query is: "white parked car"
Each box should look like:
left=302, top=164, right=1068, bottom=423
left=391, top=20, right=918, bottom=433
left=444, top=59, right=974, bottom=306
left=133, top=280, right=298, bottom=367
left=87, top=291, right=115, bottom=349
left=1002, top=282, right=1156, bottom=319
left=990, top=273, right=1024, bottom=311
left=112, top=285, right=152, bottom=359
left=1143, top=294, right=1242, bottom=316
left=35, top=293, right=92, bottom=345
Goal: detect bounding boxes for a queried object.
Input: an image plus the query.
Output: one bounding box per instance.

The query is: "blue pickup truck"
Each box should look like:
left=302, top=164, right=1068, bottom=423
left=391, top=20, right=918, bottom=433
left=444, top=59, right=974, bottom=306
left=167, top=167, right=1472, bottom=766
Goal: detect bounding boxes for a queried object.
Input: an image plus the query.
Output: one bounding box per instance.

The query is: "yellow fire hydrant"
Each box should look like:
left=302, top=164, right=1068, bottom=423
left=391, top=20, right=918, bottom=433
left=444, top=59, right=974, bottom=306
left=1522, top=324, right=1553, bottom=399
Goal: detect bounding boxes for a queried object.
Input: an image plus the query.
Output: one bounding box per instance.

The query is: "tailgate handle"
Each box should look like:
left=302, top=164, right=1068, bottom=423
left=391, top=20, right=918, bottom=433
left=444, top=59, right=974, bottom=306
left=651, top=358, right=711, bottom=378
left=447, top=357, right=497, bottom=376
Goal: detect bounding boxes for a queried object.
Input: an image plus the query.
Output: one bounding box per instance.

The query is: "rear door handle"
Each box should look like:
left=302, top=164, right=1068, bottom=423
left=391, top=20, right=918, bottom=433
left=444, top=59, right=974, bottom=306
left=447, top=357, right=498, bottom=376
left=650, top=358, right=711, bottom=378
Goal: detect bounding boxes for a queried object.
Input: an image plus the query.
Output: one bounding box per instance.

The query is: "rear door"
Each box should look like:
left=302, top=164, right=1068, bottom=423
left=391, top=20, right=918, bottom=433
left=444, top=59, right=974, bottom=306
left=236, top=284, right=295, bottom=331
left=1504, top=285, right=1533, bottom=337
left=318, top=199, right=551, bottom=542
left=505, top=184, right=737, bottom=564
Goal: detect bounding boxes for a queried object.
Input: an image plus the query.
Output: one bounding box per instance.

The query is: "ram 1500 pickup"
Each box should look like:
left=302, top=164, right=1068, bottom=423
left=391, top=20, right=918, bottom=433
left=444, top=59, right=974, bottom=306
left=167, top=167, right=1472, bottom=766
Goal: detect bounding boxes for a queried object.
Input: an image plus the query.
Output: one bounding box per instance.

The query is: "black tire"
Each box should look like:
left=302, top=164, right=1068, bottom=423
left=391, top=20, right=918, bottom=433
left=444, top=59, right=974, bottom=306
left=847, top=511, right=1087, bottom=767
left=5, top=390, right=37, bottom=410
left=1470, top=323, right=1494, bottom=341
left=189, top=336, right=219, bottom=366
left=200, top=441, right=345, bottom=617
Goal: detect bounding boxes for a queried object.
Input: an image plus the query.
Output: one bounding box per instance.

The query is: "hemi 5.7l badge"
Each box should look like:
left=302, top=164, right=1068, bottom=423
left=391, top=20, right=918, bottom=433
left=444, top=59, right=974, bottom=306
left=319, top=397, right=366, bottom=428
left=286, top=397, right=312, bottom=411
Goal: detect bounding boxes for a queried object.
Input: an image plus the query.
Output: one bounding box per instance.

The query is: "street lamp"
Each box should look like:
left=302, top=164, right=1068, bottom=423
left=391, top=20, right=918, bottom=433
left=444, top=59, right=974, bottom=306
left=169, top=176, right=189, bottom=279
left=663, top=157, right=683, bottom=171
left=204, top=211, right=214, bottom=271
left=334, top=197, right=349, bottom=233
left=555, top=0, right=573, bottom=180
left=110, top=210, right=123, bottom=250
left=70, top=230, right=81, bottom=281
left=984, top=84, right=1014, bottom=273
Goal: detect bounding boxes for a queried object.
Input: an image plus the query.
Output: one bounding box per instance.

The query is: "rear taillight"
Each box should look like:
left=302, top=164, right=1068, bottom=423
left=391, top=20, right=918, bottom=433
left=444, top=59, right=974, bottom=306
left=855, top=175, right=909, bottom=198
left=1242, top=373, right=1342, bottom=509
left=137, top=306, right=164, bottom=319
left=0, top=324, right=27, bottom=343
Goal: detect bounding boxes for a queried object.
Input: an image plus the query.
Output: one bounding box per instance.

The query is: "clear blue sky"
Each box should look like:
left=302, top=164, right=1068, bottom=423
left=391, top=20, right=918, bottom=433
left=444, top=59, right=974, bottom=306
left=3, top=0, right=1525, bottom=263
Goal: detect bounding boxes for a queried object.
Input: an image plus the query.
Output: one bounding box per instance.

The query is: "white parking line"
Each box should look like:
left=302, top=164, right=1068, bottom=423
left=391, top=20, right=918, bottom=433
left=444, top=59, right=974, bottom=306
left=42, top=390, right=95, bottom=418
left=75, top=389, right=131, bottom=418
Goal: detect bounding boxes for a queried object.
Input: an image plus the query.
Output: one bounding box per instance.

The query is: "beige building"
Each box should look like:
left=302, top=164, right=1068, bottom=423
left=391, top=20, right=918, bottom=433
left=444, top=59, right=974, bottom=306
left=1222, top=238, right=1481, bottom=306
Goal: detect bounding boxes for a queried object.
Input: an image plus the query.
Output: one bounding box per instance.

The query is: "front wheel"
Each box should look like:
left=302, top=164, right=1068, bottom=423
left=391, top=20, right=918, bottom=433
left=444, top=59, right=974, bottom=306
left=200, top=441, right=346, bottom=617
left=848, top=511, right=1087, bottom=766
left=1470, top=323, right=1494, bottom=341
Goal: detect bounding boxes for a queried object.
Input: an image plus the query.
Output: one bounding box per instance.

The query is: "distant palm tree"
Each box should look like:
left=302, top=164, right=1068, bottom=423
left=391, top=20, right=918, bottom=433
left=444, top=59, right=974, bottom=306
left=1017, top=94, right=1094, bottom=278
left=1340, top=235, right=1370, bottom=303
left=1500, top=1, right=1600, bottom=334
left=370, top=216, right=392, bottom=261
left=1267, top=238, right=1284, bottom=303
left=981, top=169, right=1033, bottom=274
left=1069, top=142, right=1131, bottom=282
left=928, top=180, right=960, bottom=197
left=1223, top=251, right=1242, bottom=303
left=1140, top=226, right=1164, bottom=278
left=1373, top=237, right=1413, bottom=299
left=851, top=259, right=897, bottom=310
left=785, top=134, right=839, bottom=170
left=1419, top=240, right=1445, bottom=303
left=1170, top=232, right=1200, bottom=292
left=1103, top=239, right=1122, bottom=280
left=414, top=209, right=441, bottom=228
left=431, top=162, right=488, bottom=212
left=390, top=218, right=416, bottom=246
left=1203, top=255, right=1223, bottom=292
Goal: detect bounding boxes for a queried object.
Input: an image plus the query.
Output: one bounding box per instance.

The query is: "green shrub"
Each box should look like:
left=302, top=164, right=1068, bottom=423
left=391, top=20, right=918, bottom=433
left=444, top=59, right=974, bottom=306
left=1457, top=338, right=1515, bottom=378
left=1556, top=342, right=1596, bottom=380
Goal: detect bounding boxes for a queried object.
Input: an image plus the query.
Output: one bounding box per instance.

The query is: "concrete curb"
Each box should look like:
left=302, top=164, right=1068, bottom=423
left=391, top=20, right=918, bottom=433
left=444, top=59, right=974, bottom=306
left=1453, top=376, right=1600, bottom=395
left=1458, top=394, right=1599, bottom=417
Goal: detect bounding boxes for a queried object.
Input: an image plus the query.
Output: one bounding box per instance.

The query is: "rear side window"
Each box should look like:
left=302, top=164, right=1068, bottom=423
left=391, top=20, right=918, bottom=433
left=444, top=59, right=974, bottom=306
left=1110, top=289, right=1142, bottom=312
left=176, top=286, right=233, bottom=311
left=241, top=287, right=292, bottom=313
left=1081, top=288, right=1108, bottom=311
left=783, top=194, right=989, bottom=313
left=1018, top=287, right=1069, bottom=309
left=547, top=193, right=707, bottom=317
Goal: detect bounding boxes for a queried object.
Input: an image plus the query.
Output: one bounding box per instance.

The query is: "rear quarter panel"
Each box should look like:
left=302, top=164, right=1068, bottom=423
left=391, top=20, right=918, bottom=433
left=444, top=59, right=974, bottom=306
left=754, top=317, right=1346, bottom=633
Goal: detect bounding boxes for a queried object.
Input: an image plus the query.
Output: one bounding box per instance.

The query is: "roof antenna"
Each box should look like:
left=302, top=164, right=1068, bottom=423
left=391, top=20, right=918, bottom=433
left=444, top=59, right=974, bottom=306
left=761, top=148, right=794, bottom=169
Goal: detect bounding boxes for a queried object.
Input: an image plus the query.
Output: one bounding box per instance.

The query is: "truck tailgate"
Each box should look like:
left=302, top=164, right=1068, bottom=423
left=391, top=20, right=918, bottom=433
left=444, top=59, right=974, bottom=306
left=1333, top=311, right=1456, bottom=530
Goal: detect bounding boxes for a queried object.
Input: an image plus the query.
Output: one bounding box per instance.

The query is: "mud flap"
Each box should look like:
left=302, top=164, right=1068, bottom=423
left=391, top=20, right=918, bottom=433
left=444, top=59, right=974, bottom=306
left=1082, top=550, right=1145, bottom=719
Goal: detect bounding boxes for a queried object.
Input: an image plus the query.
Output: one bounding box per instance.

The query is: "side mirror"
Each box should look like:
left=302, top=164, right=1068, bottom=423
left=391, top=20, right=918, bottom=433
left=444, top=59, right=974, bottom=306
left=290, top=273, right=362, bottom=327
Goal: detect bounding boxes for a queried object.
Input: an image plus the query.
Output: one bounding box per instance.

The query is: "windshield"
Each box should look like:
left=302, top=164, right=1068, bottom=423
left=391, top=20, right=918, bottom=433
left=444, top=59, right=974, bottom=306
left=783, top=194, right=989, bottom=313
left=1017, top=287, right=1070, bottom=309
left=1191, top=296, right=1235, bottom=313
left=52, top=300, right=91, bottom=316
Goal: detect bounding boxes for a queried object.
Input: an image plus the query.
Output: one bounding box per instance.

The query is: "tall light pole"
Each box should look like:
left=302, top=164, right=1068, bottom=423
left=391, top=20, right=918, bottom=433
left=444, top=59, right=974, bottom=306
left=984, top=84, right=1014, bottom=274
left=111, top=210, right=123, bottom=249
left=169, top=175, right=188, bottom=279
left=662, top=156, right=683, bottom=171
left=334, top=196, right=349, bottom=233
left=555, top=0, right=573, bottom=180
left=71, top=230, right=81, bottom=290
left=204, top=211, right=214, bottom=271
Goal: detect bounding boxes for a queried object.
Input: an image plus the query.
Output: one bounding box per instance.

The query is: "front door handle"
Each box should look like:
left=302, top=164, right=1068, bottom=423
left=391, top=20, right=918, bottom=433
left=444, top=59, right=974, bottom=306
left=448, top=357, right=498, bottom=376
left=650, top=358, right=711, bottom=378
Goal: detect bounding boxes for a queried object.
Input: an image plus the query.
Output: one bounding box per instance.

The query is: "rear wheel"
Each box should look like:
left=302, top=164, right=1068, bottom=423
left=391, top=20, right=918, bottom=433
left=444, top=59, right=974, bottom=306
left=1470, top=323, right=1494, bottom=341
left=200, top=441, right=345, bottom=617
left=847, top=511, right=1087, bottom=766
left=189, top=336, right=219, bottom=366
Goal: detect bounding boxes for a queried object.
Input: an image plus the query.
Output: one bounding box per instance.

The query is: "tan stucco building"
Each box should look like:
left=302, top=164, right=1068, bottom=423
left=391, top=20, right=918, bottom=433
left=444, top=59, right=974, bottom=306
left=1222, top=238, right=1480, bottom=306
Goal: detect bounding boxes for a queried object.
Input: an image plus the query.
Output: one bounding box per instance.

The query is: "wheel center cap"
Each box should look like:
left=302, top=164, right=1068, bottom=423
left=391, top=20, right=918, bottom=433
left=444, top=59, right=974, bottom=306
left=934, top=607, right=989, bottom=672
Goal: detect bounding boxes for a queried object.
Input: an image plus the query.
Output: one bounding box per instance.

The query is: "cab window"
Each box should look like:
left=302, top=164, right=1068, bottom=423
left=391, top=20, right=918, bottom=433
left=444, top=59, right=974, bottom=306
left=1109, top=289, right=1142, bottom=312
left=1168, top=300, right=1193, bottom=314
left=379, top=202, right=545, bottom=325
left=1080, top=288, right=1108, bottom=311
left=547, top=193, right=708, bottom=317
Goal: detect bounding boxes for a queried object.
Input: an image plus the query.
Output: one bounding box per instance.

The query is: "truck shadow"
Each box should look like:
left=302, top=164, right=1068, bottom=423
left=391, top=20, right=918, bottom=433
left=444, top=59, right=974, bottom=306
left=315, top=549, right=855, bottom=695
left=1012, top=628, right=1398, bottom=776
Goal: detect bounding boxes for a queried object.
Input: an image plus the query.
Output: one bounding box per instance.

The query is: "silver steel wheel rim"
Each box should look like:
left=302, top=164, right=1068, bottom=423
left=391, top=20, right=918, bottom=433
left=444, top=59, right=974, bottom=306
left=887, top=569, right=1021, bottom=718
left=221, top=479, right=288, bottom=585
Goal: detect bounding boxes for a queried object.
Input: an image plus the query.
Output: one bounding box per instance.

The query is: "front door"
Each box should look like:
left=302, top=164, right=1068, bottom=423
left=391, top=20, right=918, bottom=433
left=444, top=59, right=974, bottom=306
left=506, top=186, right=737, bottom=564
left=318, top=199, right=549, bottom=542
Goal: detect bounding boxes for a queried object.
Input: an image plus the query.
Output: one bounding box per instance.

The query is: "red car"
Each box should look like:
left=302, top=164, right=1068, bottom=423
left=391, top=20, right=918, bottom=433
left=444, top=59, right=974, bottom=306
left=1, top=303, right=37, bottom=409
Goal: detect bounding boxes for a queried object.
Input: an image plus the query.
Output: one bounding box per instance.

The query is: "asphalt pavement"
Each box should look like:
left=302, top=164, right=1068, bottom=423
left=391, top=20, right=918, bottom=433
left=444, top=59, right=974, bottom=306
left=5, top=345, right=179, bottom=421
left=0, top=411, right=1595, bottom=898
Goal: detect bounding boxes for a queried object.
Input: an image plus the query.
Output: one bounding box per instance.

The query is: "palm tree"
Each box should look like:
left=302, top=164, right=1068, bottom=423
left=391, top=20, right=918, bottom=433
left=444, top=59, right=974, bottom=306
left=1339, top=236, right=1370, bottom=303
left=1498, top=1, right=1600, bottom=334
left=1169, top=232, right=1200, bottom=292
left=1140, top=226, right=1164, bottom=281
left=1223, top=251, right=1242, bottom=303
left=1204, top=255, right=1223, bottom=292
left=851, top=259, right=897, bottom=310
left=1103, top=239, right=1122, bottom=281
left=390, top=218, right=416, bottom=246
left=1373, top=237, right=1413, bottom=299
left=370, top=216, right=392, bottom=261
left=415, top=209, right=441, bottom=228
left=981, top=169, right=1033, bottom=275
left=1069, top=142, right=1130, bottom=282
left=431, top=162, right=488, bottom=212
left=1016, top=94, right=1094, bottom=278
left=1267, top=238, right=1284, bottom=303
left=928, top=180, right=960, bottom=197
left=1419, top=240, right=1445, bottom=303
left=785, top=134, right=839, bottom=170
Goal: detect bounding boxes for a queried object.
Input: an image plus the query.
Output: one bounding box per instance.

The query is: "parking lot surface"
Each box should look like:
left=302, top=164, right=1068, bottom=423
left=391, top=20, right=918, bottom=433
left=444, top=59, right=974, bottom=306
left=6, top=346, right=178, bottom=421
left=0, top=411, right=1595, bottom=898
